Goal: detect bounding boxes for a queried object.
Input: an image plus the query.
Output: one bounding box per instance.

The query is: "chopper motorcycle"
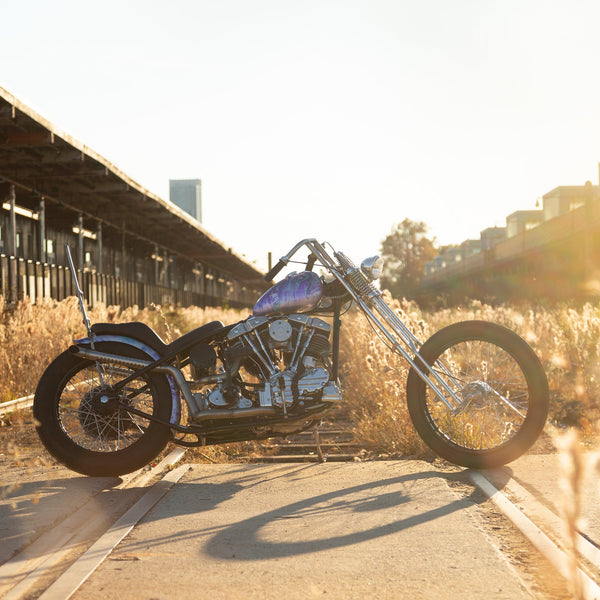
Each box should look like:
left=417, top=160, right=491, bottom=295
left=34, top=238, right=549, bottom=476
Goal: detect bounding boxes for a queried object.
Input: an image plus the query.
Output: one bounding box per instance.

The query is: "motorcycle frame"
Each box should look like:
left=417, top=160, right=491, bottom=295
left=66, top=244, right=335, bottom=432
left=65, top=239, right=464, bottom=434
left=275, top=238, right=464, bottom=412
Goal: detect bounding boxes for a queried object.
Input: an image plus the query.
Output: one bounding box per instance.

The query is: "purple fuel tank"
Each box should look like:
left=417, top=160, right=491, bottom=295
left=253, top=271, right=323, bottom=316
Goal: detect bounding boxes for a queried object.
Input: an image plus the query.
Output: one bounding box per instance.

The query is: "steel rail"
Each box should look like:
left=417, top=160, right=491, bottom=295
left=0, top=448, right=187, bottom=600
left=0, top=394, right=34, bottom=415
left=469, top=471, right=600, bottom=600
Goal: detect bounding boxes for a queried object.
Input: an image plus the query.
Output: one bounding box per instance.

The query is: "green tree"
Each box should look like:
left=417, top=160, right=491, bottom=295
left=380, top=219, right=436, bottom=298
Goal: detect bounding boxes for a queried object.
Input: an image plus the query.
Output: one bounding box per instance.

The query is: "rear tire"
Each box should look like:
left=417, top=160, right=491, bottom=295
left=406, top=321, right=549, bottom=469
left=34, top=342, right=173, bottom=477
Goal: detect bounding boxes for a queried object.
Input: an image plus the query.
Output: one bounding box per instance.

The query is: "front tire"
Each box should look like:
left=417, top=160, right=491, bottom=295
left=406, top=321, right=549, bottom=469
left=34, top=342, right=173, bottom=477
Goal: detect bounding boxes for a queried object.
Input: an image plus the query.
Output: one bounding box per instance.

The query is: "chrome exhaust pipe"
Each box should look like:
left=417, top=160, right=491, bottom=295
left=71, top=346, right=203, bottom=416
left=70, top=346, right=282, bottom=423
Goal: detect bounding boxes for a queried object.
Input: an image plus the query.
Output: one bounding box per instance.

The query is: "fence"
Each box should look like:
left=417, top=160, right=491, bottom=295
left=0, top=254, right=252, bottom=310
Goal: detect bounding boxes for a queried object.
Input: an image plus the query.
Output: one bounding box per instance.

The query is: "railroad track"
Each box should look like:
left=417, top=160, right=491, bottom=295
left=0, top=448, right=188, bottom=600
left=0, top=394, right=34, bottom=415
left=254, top=420, right=376, bottom=463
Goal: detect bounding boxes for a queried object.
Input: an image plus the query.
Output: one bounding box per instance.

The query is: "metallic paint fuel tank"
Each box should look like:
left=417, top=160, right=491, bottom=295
left=253, top=271, right=323, bottom=316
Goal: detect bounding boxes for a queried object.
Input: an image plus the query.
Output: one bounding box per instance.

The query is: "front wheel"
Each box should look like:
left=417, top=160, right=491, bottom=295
left=406, top=321, right=549, bottom=469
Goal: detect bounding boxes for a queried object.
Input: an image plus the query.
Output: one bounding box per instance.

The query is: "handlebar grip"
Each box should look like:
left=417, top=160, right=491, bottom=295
left=305, top=253, right=317, bottom=272
left=265, top=260, right=285, bottom=281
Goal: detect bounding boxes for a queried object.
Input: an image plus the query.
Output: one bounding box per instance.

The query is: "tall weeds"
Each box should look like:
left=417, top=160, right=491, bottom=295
left=1, top=295, right=599, bottom=451
left=0, top=297, right=247, bottom=402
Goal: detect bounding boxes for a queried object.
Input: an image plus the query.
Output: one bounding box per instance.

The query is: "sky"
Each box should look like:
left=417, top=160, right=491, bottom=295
left=2, top=0, right=600, bottom=272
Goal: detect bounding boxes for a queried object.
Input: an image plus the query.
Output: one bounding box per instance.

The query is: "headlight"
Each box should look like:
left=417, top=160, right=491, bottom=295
left=360, top=255, right=383, bottom=281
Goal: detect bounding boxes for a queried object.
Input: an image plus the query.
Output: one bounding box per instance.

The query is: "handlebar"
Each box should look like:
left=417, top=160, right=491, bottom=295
left=264, top=239, right=341, bottom=281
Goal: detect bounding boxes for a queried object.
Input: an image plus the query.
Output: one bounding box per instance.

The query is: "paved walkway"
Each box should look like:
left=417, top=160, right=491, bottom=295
left=71, top=461, right=533, bottom=600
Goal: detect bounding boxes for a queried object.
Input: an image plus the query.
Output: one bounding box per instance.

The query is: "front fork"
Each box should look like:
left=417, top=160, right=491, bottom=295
left=298, top=239, right=463, bottom=411
left=331, top=301, right=342, bottom=382
left=357, top=292, right=464, bottom=412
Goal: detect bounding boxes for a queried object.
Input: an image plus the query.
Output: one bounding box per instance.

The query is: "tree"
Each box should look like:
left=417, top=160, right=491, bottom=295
left=380, top=219, right=436, bottom=298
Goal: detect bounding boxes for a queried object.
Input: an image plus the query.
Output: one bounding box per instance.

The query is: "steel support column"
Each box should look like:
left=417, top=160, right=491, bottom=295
left=121, top=222, right=126, bottom=279
left=163, top=250, right=169, bottom=286
left=154, top=244, right=160, bottom=284
left=38, top=199, right=46, bottom=263
left=8, top=184, right=16, bottom=257
left=8, top=185, right=17, bottom=302
left=97, top=222, right=103, bottom=273
left=77, top=214, right=84, bottom=271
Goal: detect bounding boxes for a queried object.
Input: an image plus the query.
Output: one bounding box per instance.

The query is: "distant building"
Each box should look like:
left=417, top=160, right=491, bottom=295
left=418, top=168, right=600, bottom=303
left=542, top=183, right=600, bottom=221
left=430, top=247, right=462, bottom=272
left=480, top=226, right=506, bottom=251
left=460, top=239, right=481, bottom=259
left=424, top=260, right=435, bottom=276
left=506, top=210, right=544, bottom=238
left=170, top=179, right=202, bottom=222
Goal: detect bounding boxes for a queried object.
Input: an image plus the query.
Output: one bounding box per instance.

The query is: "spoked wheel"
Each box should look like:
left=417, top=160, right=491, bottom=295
left=406, top=321, right=549, bottom=469
left=34, top=342, right=173, bottom=476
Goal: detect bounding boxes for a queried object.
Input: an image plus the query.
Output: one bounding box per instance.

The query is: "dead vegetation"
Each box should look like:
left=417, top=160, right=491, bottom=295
left=1, top=294, right=599, bottom=457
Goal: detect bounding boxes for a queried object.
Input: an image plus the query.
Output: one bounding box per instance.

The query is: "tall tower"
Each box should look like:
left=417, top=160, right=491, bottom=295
left=169, top=179, right=202, bottom=223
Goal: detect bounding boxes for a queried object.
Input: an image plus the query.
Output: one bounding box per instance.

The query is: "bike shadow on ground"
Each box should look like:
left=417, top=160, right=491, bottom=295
left=117, top=461, right=514, bottom=562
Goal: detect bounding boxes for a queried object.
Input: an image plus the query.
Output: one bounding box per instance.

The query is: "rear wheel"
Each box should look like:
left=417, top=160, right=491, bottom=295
left=406, top=321, right=549, bottom=469
left=34, top=342, right=173, bottom=476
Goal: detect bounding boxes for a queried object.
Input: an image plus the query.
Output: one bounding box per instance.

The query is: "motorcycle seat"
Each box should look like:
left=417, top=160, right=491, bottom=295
left=90, top=321, right=225, bottom=357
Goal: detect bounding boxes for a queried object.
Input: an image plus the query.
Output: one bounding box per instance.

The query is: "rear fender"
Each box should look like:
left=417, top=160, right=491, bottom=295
left=74, top=334, right=181, bottom=426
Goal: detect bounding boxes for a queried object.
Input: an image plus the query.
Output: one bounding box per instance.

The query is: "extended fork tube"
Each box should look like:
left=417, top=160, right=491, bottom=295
left=362, top=294, right=462, bottom=410
left=281, top=240, right=463, bottom=410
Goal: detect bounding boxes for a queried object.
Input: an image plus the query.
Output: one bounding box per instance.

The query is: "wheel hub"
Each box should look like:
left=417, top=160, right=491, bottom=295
left=78, top=386, right=136, bottom=438
left=84, top=386, right=121, bottom=415
left=454, top=381, right=493, bottom=414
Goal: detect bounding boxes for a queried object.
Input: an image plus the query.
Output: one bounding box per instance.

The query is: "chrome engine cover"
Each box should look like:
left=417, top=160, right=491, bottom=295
left=220, top=313, right=340, bottom=409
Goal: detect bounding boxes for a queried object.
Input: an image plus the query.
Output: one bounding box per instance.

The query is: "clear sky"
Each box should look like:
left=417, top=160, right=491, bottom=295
left=2, top=0, right=600, bottom=271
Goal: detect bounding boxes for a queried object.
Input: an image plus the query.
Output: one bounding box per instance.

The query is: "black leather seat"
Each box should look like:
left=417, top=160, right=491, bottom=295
left=90, top=321, right=226, bottom=356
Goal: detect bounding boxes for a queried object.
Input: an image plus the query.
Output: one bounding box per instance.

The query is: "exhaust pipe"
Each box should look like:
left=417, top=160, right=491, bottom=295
left=70, top=346, right=281, bottom=423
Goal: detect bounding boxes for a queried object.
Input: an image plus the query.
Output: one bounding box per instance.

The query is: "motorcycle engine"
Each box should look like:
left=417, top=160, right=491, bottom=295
left=194, top=314, right=341, bottom=412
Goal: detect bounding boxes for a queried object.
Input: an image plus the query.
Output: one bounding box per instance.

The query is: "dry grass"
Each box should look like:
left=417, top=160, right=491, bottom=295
left=338, top=295, right=600, bottom=456
left=1, top=294, right=599, bottom=449
left=0, top=297, right=248, bottom=402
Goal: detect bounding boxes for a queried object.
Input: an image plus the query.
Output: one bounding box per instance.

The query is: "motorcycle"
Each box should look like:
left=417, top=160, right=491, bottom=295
left=34, top=239, right=549, bottom=477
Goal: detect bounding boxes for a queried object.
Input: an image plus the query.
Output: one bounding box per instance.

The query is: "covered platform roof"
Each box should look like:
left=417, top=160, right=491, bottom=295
left=0, top=86, right=265, bottom=288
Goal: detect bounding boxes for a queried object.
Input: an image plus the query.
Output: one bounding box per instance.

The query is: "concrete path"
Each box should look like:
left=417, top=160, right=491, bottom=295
left=72, top=461, right=532, bottom=600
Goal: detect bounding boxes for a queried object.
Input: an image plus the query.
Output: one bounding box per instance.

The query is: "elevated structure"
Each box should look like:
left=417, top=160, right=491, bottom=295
left=419, top=181, right=600, bottom=303
left=0, top=86, right=265, bottom=307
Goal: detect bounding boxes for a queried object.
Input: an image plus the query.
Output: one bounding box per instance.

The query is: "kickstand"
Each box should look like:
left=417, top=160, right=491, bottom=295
left=313, top=425, right=326, bottom=463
